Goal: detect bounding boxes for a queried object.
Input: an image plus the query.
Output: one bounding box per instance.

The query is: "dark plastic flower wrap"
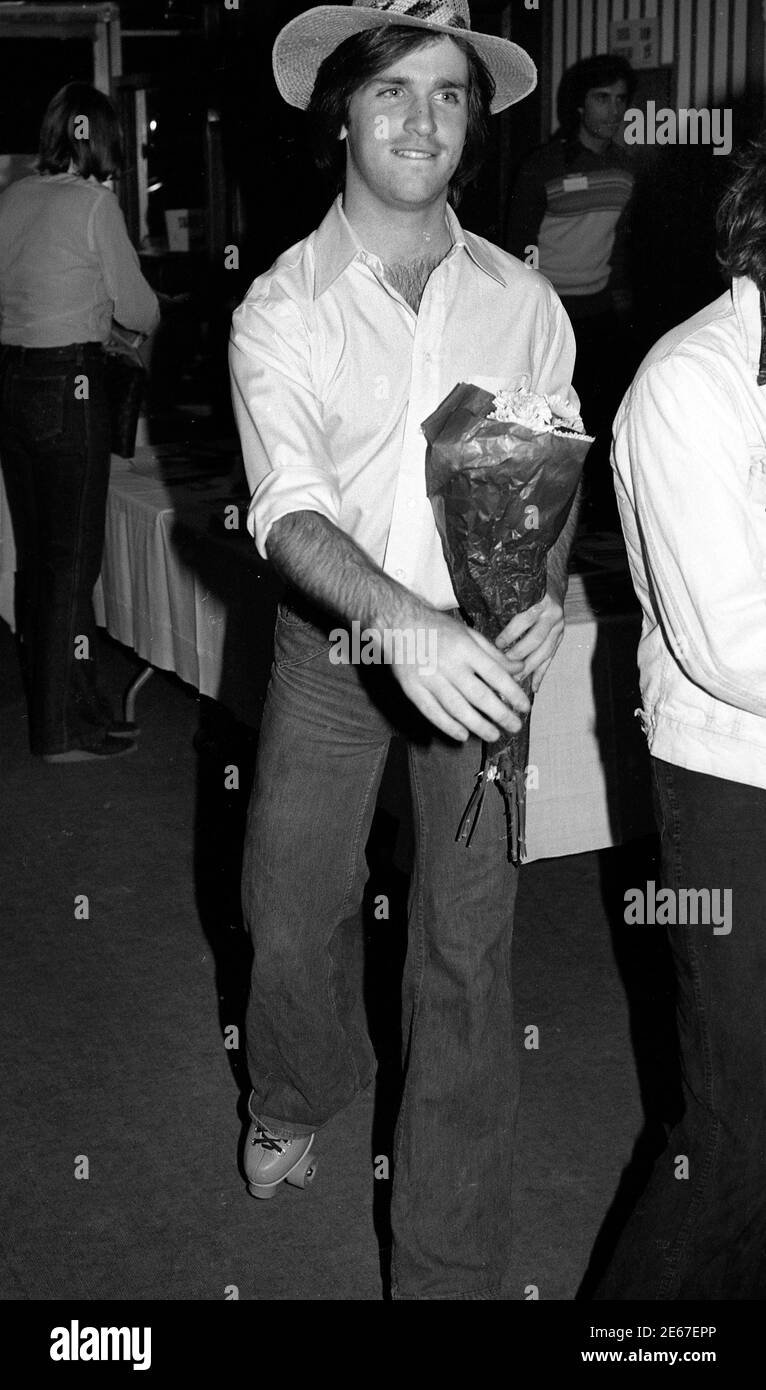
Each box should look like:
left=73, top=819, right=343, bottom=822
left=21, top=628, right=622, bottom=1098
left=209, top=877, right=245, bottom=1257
left=422, top=382, right=593, bottom=864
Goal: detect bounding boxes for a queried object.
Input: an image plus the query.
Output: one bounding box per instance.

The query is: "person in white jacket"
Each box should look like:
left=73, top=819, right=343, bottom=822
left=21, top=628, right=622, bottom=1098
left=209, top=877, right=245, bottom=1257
left=593, top=136, right=766, bottom=1300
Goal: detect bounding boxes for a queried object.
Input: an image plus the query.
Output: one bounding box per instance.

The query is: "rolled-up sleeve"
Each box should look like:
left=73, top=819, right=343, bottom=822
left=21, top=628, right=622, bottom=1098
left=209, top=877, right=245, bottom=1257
left=619, top=356, right=766, bottom=715
left=229, top=285, right=342, bottom=559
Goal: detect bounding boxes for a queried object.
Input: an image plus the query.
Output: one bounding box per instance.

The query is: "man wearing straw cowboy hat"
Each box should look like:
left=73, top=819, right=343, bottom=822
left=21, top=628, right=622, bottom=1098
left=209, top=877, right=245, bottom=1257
left=230, top=1, right=579, bottom=1300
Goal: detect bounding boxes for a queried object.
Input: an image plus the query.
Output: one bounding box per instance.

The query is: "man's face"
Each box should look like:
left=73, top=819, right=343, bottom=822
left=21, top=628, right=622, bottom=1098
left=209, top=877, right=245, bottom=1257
left=341, top=37, right=470, bottom=214
left=578, top=79, right=629, bottom=147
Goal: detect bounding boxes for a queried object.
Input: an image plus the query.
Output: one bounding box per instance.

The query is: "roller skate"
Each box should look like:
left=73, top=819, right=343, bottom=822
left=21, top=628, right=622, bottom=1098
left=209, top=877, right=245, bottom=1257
left=244, top=1119, right=318, bottom=1199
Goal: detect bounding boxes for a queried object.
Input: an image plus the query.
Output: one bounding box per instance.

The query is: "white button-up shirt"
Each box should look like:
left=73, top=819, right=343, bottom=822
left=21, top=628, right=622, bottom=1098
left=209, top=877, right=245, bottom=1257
left=230, top=196, right=576, bottom=610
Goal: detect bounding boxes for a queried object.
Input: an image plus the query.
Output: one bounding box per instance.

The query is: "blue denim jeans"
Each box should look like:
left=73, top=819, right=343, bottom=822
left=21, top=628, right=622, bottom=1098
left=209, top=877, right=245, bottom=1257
left=593, top=757, right=766, bottom=1300
left=242, top=602, right=520, bottom=1299
left=0, top=344, right=112, bottom=755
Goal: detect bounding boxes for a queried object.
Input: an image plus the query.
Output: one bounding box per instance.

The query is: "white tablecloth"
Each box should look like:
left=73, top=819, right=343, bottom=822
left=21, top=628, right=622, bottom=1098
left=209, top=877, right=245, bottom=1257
left=99, top=460, right=233, bottom=698
left=0, top=451, right=652, bottom=860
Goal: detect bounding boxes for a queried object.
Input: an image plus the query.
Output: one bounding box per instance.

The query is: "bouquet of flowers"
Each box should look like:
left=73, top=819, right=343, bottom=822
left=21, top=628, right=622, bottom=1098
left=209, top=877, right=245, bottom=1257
left=422, top=380, right=594, bottom=864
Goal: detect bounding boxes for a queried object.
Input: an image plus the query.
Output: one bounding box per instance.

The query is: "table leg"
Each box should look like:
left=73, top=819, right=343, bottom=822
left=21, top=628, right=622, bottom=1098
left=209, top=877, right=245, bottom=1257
left=124, top=664, right=154, bottom=723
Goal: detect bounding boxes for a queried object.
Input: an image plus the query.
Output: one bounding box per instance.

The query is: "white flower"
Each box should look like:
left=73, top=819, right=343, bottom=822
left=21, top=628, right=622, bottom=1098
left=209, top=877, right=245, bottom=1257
left=488, top=383, right=586, bottom=434
left=489, top=384, right=551, bottom=429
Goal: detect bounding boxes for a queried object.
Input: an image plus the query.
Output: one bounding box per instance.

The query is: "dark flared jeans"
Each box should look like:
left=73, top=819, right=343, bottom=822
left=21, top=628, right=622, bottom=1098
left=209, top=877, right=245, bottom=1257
left=241, top=604, right=520, bottom=1300
left=594, top=757, right=766, bottom=1300
left=0, top=343, right=112, bottom=755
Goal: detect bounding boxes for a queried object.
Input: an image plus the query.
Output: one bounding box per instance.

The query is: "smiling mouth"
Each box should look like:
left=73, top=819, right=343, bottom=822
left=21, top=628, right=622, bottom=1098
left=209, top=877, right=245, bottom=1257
left=392, top=149, right=438, bottom=159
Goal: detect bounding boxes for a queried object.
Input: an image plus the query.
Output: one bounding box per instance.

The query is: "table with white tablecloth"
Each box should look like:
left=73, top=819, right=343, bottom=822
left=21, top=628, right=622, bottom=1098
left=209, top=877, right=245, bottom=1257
left=0, top=448, right=653, bottom=860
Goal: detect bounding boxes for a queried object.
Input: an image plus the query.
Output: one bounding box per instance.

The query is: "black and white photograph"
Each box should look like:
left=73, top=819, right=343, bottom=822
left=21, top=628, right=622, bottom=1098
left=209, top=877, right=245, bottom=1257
left=1, top=0, right=765, bottom=1363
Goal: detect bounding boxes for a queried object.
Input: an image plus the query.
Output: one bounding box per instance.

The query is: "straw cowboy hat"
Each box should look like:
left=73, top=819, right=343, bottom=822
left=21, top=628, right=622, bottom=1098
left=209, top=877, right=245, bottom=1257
left=272, top=1, right=537, bottom=114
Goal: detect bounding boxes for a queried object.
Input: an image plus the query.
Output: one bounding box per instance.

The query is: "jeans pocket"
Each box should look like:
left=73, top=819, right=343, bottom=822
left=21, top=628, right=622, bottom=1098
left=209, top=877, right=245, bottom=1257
left=13, top=373, right=67, bottom=443
left=274, top=603, right=335, bottom=669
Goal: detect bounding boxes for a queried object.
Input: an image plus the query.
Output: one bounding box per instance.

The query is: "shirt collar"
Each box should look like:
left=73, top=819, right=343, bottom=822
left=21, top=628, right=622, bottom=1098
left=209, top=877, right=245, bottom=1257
left=312, top=194, right=507, bottom=299
left=445, top=204, right=507, bottom=287
left=313, top=197, right=361, bottom=299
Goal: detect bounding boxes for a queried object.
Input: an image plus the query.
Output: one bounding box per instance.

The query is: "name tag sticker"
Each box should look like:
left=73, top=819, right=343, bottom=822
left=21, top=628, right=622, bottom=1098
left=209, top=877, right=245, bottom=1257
left=563, top=175, right=589, bottom=191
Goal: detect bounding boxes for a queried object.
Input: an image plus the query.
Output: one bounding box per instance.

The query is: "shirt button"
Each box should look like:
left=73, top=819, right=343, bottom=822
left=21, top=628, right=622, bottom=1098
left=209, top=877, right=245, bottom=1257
left=394, top=568, right=406, bottom=580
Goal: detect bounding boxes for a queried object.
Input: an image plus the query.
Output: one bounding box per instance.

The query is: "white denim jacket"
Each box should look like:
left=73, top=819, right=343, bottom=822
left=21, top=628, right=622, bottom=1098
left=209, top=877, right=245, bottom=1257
left=612, top=275, right=766, bottom=789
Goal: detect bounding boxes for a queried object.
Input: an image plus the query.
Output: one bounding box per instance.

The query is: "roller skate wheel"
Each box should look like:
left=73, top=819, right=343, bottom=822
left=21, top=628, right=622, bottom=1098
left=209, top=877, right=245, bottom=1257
left=285, top=1154, right=318, bottom=1189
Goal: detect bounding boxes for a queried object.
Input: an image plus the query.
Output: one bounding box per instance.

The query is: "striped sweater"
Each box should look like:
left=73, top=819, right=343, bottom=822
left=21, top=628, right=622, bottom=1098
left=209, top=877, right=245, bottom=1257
left=506, top=137, right=635, bottom=319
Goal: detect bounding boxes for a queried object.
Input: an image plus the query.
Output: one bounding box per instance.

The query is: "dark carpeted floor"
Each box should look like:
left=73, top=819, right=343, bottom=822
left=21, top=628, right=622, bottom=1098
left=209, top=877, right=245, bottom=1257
left=0, top=618, right=679, bottom=1301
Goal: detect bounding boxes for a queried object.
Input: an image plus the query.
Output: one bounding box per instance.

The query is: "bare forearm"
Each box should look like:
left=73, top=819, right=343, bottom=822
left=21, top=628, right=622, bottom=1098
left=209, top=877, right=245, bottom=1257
left=266, top=509, right=430, bottom=629
left=267, top=510, right=530, bottom=742
left=546, top=482, right=581, bottom=604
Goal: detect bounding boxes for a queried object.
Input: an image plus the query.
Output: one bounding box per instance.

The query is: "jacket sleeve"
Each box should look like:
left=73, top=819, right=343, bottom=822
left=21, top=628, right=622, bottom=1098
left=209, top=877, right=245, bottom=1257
left=229, top=283, right=343, bottom=559
left=90, top=189, right=160, bottom=336
left=619, top=355, right=766, bottom=715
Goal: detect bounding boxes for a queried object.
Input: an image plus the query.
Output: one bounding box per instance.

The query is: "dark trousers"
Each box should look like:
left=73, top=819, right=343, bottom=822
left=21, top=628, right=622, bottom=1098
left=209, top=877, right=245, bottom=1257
left=0, top=344, right=112, bottom=755
left=594, top=757, right=766, bottom=1299
left=242, top=606, right=520, bottom=1300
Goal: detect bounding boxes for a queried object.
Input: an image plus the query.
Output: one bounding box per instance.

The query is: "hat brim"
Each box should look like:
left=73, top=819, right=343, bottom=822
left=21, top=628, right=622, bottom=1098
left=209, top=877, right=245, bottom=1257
left=272, top=5, right=537, bottom=115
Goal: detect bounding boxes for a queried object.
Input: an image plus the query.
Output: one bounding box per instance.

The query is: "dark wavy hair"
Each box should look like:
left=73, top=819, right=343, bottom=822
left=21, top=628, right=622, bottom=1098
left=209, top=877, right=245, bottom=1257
left=556, top=53, right=636, bottom=139
left=37, top=82, right=124, bottom=181
left=716, top=134, right=766, bottom=289
left=307, top=26, right=495, bottom=206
